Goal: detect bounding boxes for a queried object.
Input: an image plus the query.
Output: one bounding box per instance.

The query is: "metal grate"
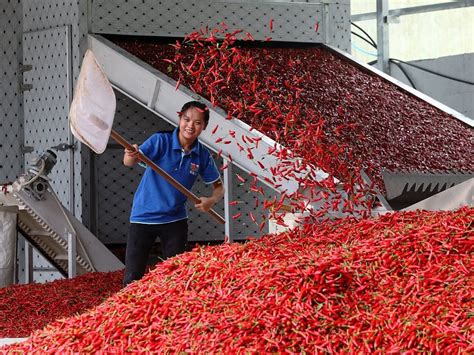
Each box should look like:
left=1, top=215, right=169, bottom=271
left=0, top=0, right=23, bottom=183
left=31, top=249, right=62, bottom=283
left=16, top=236, right=64, bottom=284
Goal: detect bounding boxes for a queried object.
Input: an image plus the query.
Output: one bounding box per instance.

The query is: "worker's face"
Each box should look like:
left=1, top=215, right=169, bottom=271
left=178, top=107, right=206, bottom=143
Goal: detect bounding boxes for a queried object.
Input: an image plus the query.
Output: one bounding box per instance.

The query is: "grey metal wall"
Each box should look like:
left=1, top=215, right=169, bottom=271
left=326, top=1, right=350, bottom=50
left=0, top=0, right=23, bottom=183
left=22, top=26, right=73, bottom=208
left=91, top=0, right=350, bottom=51
left=22, top=0, right=89, bottom=223
left=390, top=54, right=474, bottom=119
left=15, top=0, right=89, bottom=283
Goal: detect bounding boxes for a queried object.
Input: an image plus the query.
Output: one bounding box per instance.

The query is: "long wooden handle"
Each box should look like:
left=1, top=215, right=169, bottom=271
left=111, top=130, right=225, bottom=225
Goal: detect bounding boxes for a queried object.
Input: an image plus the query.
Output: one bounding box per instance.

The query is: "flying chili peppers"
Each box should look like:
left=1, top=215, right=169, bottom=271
left=111, top=31, right=473, bottom=200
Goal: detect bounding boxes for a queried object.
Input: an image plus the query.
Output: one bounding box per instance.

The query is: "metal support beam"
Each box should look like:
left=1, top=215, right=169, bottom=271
left=352, top=0, right=474, bottom=22
left=66, top=25, right=75, bottom=216
left=67, top=232, right=77, bottom=278
left=376, top=0, right=390, bottom=74
left=223, top=159, right=233, bottom=242
left=24, top=241, right=33, bottom=284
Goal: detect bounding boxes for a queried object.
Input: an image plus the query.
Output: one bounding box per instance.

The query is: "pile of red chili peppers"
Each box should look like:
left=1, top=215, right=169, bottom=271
left=0, top=270, right=122, bottom=338
left=2, top=208, right=472, bottom=352
left=3, top=26, right=471, bottom=353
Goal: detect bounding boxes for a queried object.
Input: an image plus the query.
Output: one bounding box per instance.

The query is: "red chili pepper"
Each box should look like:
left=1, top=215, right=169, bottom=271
left=236, top=174, right=245, bottom=183
left=7, top=208, right=473, bottom=352
left=232, top=212, right=242, bottom=219
left=113, top=25, right=472, bottom=243
left=248, top=211, right=256, bottom=223
left=314, top=21, right=320, bottom=32
left=246, top=147, right=254, bottom=160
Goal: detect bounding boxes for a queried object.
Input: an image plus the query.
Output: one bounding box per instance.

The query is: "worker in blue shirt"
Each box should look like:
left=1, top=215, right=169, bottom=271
left=122, top=101, right=224, bottom=286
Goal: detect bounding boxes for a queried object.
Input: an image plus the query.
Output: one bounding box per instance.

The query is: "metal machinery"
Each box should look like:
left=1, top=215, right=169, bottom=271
left=1, top=0, right=472, bottom=284
left=0, top=149, right=123, bottom=286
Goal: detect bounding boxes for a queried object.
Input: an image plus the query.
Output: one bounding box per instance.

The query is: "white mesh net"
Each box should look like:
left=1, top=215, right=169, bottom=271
left=69, top=50, right=116, bottom=154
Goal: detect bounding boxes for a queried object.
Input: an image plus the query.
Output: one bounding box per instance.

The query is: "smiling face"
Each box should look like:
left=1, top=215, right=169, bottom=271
left=178, top=106, right=206, bottom=149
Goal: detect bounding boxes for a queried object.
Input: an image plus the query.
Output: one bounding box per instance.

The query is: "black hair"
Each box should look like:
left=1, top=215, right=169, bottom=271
left=180, top=101, right=210, bottom=127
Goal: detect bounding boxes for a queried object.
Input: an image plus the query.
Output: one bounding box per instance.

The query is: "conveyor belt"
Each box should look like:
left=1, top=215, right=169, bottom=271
left=105, top=35, right=473, bottom=197
left=88, top=34, right=385, bottom=212
left=88, top=34, right=473, bottom=213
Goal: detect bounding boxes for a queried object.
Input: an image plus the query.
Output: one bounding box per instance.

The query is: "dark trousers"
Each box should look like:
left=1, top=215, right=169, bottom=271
left=123, top=219, right=188, bottom=286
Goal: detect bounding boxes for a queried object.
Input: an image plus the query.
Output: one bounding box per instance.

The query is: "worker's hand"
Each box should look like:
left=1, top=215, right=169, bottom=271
left=123, top=144, right=140, bottom=167
left=124, top=144, right=139, bottom=158
left=195, top=197, right=215, bottom=212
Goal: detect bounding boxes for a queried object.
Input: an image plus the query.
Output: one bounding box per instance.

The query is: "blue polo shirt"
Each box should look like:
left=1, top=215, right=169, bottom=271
left=130, top=128, right=220, bottom=224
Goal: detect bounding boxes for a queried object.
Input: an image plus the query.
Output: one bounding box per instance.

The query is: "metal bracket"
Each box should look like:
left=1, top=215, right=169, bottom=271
left=19, top=64, right=33, bottom=73
left=19, top=64, right=34, bottom=92
left=147, top=79, right=160, bottom=108
left=20, top=83, right=33, bottom=92
left=20, top=145, right=34, bottom=154
left=51, top=142, right=77, bottom=151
